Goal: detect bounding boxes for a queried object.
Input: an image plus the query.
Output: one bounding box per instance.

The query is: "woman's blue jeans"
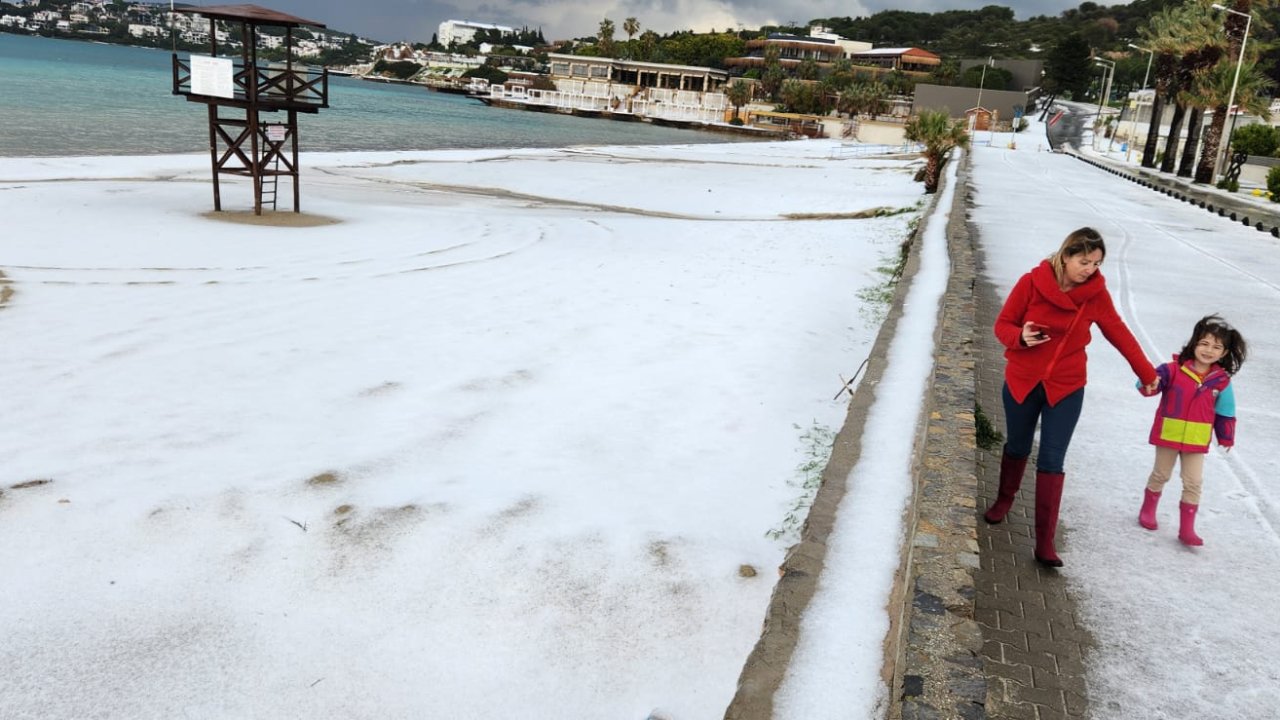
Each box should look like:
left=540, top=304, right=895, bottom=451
left=1002, top=382, right=1084, bottom=474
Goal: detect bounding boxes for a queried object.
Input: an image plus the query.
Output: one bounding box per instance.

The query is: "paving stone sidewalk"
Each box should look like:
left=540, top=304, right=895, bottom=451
left=968, top=193, right=1095, bottom=720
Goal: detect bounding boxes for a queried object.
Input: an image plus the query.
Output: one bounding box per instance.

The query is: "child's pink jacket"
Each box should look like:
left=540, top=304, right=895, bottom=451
left=1139, top=355, right=1236, bottom=453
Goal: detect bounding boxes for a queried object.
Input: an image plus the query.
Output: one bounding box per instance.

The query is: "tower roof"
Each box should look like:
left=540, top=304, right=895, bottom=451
left=175, top=4, right=326, bottom=29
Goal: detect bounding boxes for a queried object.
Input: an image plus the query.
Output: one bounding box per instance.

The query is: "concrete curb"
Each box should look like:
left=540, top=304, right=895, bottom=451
left=887, top=150, right=987, bottom=720
left=1066, top=150, right=1280, bottom=237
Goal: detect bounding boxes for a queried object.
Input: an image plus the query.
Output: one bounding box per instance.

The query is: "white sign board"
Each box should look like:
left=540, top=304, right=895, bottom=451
left=190, top=55, right=235, bottom=99
left=265, top=126, right=287, bottom=142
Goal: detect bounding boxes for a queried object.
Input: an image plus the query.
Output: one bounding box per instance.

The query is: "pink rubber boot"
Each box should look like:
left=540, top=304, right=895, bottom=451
left=1179, top=502, right=1204, bottom=547
left=1138, top=489, right=1161, bottom=531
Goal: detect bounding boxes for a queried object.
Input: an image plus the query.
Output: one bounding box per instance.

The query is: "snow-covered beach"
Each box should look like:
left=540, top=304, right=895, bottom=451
left=0, top=141, right=929, bottom=719
left=6, top=124, right=1279, bottom=720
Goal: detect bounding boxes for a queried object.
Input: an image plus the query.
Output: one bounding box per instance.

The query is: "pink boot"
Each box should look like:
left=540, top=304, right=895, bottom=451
left=1138, top=489, right=1161, bottom=530
left=1179, top=502, right=1204, bottom=547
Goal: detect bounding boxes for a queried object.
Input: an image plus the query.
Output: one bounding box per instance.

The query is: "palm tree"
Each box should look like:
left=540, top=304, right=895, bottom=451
left=931, top=59, right=961, bottom=86
left=865, top=82, right=890, bottom=118
left=637, top=30, right=658, bottom=62
left=1187, top=57, right=1274, bottom=185
left=725, top=80, right=752, bottom=122
left=1138, top=6, right=1185, bottom=168
left=837, top=87, right=859, bottom=118
left=1154, top=4, right=1228, bottom=177
left=1155, top=4, right=1224, bottom=175
left=1195, top=3, right=1263, bottom=184
left=598, top=18, right=616, bottom=58
left=904, top=109, right=970, bottom=194
left=760, top=46, right=785, bottom=102
left=621, top=17, right=640, bottom=60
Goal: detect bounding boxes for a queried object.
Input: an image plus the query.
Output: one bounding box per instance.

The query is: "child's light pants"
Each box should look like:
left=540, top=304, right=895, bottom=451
left=1146, top=446, right=1205, bottom=504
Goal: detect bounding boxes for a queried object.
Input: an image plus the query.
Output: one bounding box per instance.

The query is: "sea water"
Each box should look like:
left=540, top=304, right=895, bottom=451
left=0, top=33, right=743, bottom=157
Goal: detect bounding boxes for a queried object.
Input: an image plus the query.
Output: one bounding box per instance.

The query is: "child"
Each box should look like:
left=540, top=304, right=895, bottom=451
left=1137, top=314, right=1247, bottom=546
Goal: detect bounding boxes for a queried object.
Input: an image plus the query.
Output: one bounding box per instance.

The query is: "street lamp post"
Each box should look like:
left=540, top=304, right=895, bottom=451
left=1126, top=43, right=1154, bottom=163
left=1093, top=59, right=1115, bottom=150
left=1211, top=3, right=1252, bottom=185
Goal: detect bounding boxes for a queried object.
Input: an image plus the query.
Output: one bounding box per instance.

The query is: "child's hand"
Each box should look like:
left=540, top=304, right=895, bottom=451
left=1143, top=380, right=1160, bottom=394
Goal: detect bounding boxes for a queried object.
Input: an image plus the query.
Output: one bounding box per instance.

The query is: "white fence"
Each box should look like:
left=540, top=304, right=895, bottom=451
left=482, top=83, right=729, bottom=125
left=828, top=142, right=924, bottom=159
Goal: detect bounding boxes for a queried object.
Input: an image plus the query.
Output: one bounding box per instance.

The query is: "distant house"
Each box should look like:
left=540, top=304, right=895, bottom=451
left=850, top=48, right=941, bottom=74
left=726, top=25, right=872, bottom=72
left=127, top=22, right=163, bottom=38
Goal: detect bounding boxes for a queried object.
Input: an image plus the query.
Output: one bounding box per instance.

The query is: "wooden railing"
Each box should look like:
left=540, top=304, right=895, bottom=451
left=172, top=54, right=328, bottom=110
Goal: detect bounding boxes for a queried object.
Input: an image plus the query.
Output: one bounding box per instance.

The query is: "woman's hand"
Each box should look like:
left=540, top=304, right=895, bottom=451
left=1021, top=321, right=1050, bottom=347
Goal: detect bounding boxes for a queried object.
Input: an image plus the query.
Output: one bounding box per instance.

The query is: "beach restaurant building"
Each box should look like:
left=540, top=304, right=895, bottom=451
left=544, top=53, right=728, bottom=93
left=475, top=54, right=730, bottom=125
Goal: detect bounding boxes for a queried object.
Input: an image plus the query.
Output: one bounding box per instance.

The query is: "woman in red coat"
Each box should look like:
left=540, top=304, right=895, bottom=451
left=982, top=227, right=1158, bottom=567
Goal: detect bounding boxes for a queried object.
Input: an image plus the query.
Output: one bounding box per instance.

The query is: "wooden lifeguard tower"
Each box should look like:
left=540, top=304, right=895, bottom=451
left=170, top=4, right=329, bottom=215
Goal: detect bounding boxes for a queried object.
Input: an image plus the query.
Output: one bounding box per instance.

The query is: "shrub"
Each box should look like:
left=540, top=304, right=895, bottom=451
left=975, top=403, right=1004, bottom=450
left=1230, top=123, right=1279, bottom=157
left=1267, top=166, right=1280, bottom=203
left=371, top=59, right=421, bottom=80
left=463, top=64, right=508, bottom=84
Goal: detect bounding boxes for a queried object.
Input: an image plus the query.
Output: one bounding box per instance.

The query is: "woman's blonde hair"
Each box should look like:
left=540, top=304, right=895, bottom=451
left=1048, top=227, right=1107, bottom=283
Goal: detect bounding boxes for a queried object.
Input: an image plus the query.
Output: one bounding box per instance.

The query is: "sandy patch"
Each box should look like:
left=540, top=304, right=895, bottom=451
left=199, top=210, right=341, bottom=227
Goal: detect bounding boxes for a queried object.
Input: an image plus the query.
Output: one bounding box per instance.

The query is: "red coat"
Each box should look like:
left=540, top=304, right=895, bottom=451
left=996, top=260, right=1156, bottom=406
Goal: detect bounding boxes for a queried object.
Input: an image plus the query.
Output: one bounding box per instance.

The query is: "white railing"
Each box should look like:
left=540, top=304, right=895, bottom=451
left=485, top=85, right=729, bottom=124
left=828, top=141, right=924, bottom=159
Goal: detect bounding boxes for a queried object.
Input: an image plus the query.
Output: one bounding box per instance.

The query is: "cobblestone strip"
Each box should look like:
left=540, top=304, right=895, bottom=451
left=888, top=153, right=986, bottom=720
left=968, top=182, right=1095, bottom=720
left=724, top=154, right=957, bottom=720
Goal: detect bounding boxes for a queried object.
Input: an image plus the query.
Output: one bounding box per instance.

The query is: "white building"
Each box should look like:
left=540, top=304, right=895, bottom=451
left=808, top=24, right=872, bottom=56
left=437, top=19, right=514, bottom=48
left=127, top=22, right=163, bottom=38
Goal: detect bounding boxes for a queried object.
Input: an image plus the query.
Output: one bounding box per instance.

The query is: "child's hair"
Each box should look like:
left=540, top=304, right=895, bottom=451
left=1048, top=227, right=1107, bottom=284
left=1179, top=314, right=1248, bottom=375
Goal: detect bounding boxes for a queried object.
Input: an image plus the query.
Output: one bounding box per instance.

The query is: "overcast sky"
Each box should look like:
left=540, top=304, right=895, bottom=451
left=242, top=0, right=1087, bottom=45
